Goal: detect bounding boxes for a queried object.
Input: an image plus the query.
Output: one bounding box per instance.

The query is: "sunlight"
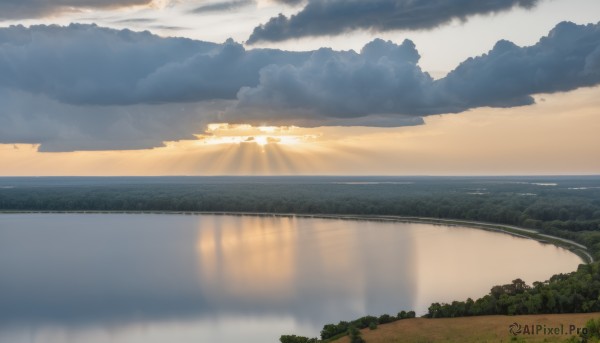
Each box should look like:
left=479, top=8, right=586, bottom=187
left=257, top=126, right=277, bottom=133
left=2, top=88, right=600, bottom=176
left=199, top=123, right=318, bottom=147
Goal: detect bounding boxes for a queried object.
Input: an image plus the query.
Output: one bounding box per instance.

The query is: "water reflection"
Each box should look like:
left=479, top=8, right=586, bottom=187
left=0, top=214, right=582, bottom=343
left=194, top=216, right=417, bottom=324
left=196, top=216, right=297, bottom=302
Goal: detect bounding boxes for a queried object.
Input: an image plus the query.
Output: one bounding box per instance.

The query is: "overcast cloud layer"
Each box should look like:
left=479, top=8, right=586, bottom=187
left=0, top=0, right=153, bottom=20
left=0, top=22, right=599, bottom=151
left=247, top=0, right=540, bottom=44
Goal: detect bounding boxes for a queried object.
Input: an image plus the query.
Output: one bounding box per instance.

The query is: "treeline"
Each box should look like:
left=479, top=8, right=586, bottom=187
left=1, top=176, right=600, bottom=256
left=283, top=315, right=600, bottom=343
left=320, top=310, right=416, bottom=340
left=427, top=263, right=600, bottom=318
left=282, top=264, right=600, bottom=341
left=280, top=310, right=416, bottom=343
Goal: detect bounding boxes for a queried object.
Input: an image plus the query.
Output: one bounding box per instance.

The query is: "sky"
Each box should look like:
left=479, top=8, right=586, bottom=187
left=0, top=0, right=599, bottom=175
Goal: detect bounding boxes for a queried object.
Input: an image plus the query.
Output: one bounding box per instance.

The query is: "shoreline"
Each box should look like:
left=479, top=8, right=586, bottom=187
left=0, top=210, right=593, bottom=263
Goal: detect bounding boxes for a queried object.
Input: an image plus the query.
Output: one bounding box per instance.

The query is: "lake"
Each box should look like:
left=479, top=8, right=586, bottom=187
left=0, top=214, right=583, bottom=343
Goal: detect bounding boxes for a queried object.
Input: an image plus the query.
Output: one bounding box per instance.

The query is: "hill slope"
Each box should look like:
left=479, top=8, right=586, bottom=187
left=335, top=313, right=600, bottom=343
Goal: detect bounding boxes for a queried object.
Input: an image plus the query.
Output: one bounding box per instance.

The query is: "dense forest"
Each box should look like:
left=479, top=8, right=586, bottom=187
left=427, top=263, right=600, bottom=318
left=2, top=176, right=600, bottom=257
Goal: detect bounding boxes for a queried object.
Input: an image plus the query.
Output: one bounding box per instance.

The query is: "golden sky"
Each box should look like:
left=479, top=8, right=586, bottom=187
left=2, top=86, right=598, bottom=176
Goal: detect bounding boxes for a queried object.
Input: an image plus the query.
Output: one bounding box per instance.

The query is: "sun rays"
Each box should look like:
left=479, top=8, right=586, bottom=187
left=0, top=123, right=346, bottom=175
left=198, top=123, right=318, bottom=147
left=2, top=87, right=600, bottom=177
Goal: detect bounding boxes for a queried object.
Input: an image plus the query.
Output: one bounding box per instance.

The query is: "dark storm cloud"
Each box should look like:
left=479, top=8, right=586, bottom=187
left=247, top=0, right=540, bottom=44
left=0, top=22, right=599, bottom=151
left=191, top=0, right=253, bottom=14
left=0, top=0, right=153, bottom=20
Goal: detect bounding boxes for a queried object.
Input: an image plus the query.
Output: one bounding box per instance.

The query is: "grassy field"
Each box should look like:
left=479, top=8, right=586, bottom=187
left=334, top=313, right=600, bottom=343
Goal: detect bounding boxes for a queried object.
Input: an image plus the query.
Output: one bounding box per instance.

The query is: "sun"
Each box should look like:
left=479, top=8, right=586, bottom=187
left=198, top=123, right=318, bottom=147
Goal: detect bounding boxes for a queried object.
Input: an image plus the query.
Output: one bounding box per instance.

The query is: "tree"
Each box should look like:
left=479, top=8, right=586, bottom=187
left=348, top=326, right=366, bottom=343
left=378, top=314, right=393, bottom=324
left=580, top=318, right=600, bottom=342
left=280, top=335, right=318, bottom=343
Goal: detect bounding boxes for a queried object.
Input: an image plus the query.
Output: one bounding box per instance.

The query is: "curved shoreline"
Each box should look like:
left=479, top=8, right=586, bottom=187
left=0, top=210, right=593, bottom=263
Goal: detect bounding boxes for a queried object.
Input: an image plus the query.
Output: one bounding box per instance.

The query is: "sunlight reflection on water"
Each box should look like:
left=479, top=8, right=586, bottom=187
left=0, top=214, right=582, bottom=343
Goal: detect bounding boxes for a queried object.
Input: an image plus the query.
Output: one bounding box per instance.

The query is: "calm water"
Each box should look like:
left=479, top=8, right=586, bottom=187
left=0, top=214, right=583, bottom=343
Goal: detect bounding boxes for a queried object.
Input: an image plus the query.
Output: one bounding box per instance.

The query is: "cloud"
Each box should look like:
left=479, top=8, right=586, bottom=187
left=149, top=25, right=189, bottom=31
left=0, top=24, right=308, bottom=105
left=111, top=18, right=189, bottom=31
left=0, top=24, right=305, bottom=151
left=272, top=0, right=303, bottom=5
left=1, top=22, right=600, bottom=151
left=0, top=89, right=224, bottom=152
left=0, top=0, right=153, bottom=20
left=227, top=39, right=435, bottom=126
left=134, top=39, right=309, bottom=103
left=247, top=0, right=540, bottom=44
left=228, top=21, right=600, bottom=125
left=112, top=17, right=157, bottom=24
left=436, top=21, right=600, bottom=110
left=191, top=0, right=254, bottom=14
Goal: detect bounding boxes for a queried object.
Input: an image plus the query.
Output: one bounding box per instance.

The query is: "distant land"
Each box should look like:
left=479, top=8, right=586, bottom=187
left=1, top=176, right=599, bottom=259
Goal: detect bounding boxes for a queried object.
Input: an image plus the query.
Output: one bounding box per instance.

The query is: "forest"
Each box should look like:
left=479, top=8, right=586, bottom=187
left=2, top=176, right=600, bottom=257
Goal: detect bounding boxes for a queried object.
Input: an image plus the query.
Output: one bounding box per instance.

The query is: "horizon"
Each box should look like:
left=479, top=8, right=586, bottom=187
left=1, top=174, right=600, bottom=178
